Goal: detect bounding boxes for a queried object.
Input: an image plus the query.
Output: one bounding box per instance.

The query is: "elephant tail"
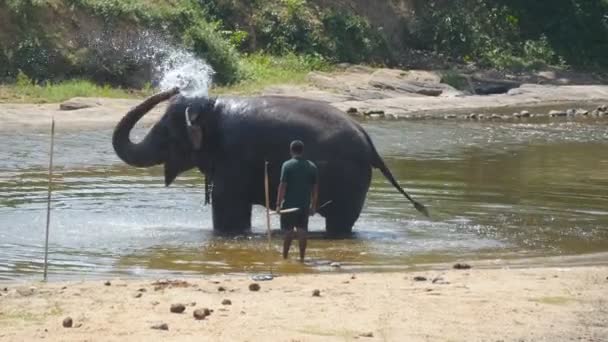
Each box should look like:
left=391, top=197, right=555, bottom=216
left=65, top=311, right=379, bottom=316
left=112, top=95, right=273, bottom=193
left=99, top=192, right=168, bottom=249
left=360, top=128, right=430, bottom=217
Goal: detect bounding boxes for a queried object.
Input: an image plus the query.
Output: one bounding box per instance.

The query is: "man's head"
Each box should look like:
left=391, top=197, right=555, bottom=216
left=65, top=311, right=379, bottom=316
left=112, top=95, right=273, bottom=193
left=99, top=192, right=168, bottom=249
left=290, top=140, right=304, bottom=157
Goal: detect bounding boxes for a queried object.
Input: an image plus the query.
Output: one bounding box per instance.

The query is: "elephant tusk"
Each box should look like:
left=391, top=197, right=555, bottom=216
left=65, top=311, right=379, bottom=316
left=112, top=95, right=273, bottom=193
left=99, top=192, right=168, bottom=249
left=185, top=106, right=192, bottom=127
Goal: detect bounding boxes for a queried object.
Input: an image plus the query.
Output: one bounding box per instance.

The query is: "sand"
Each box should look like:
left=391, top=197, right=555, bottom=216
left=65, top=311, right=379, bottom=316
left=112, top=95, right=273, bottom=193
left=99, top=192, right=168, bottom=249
left=1, top=265, right=607, bottom=341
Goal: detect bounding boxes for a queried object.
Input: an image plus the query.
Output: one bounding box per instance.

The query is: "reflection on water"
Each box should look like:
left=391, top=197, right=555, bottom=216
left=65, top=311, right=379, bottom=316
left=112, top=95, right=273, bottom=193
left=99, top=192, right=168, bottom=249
left=1, top=119, right=608, bottom=281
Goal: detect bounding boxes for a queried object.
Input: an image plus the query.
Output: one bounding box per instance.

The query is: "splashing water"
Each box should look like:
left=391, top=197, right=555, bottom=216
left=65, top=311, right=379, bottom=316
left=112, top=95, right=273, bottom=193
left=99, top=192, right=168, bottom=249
left=81, top=30, right=215, bottom=97
left=157, top=49, right=215, bottom=98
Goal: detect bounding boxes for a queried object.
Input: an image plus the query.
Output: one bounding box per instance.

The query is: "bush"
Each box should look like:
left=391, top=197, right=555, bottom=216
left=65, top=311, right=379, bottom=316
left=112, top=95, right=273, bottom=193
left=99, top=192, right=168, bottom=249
left=321, top=10, right=392, bottom=64
left=212, top=53, right=331, bottom=94
left=1, top=0, right=242, bottom=86
left=252, top=0, right=321, bottom=55
left=6, top=70, right=141, bottom=103
left=413, top=0, right=607, bottom=70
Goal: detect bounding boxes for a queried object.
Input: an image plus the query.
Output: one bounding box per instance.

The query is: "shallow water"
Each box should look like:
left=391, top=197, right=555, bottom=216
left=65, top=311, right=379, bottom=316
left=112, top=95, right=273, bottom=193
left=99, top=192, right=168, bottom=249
left=1, top=118, right=608, bottom=281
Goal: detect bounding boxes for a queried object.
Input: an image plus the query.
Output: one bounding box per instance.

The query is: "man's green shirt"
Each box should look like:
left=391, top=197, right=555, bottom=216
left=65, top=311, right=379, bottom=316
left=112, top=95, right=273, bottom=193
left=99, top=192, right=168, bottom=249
left=280, top=157, right=318, bottom=210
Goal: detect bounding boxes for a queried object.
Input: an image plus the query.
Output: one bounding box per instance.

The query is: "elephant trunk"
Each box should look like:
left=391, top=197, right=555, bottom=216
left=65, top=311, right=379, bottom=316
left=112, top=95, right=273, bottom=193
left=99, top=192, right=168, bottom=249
left=112, top=88, right=180, bottom=167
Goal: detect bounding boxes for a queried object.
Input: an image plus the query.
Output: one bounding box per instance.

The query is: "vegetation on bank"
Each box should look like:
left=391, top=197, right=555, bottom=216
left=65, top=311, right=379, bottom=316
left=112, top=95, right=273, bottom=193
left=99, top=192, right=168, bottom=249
left=412, top=0, right=608, bottom=71
left=0, top=0, right=606, bottom=98
left=0, top=54, right=331, bottom=102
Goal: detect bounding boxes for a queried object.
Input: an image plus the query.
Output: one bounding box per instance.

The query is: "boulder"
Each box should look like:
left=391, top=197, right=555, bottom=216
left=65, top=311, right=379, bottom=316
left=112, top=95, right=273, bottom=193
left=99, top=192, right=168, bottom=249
left=59, top=98, right=101, bottom=111
left=469, top=76, right=521, bottom=95
left=549, top=110, right=567, bottom=117
left=368, top=69, right=449, bottom=97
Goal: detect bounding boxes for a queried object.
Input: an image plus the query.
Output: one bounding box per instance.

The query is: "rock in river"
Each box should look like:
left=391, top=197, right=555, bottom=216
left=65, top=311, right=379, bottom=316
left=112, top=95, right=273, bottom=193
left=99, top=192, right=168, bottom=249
left=549, top=110, right=567, bottom=117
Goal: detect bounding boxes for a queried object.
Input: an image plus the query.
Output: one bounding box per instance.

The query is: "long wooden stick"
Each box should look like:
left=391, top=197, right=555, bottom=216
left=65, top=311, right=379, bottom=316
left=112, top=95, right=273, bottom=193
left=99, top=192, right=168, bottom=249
left=264, top=161, right=271, bottom=249
left=43, top=118, right=55, bottom=281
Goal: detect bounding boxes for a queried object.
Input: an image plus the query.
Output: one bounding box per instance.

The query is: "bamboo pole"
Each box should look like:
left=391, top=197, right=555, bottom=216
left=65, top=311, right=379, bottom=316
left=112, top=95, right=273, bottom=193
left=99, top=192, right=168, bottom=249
left=264, top=161, right=272, bottom=249
left=43, top=118, right=55, bottom=281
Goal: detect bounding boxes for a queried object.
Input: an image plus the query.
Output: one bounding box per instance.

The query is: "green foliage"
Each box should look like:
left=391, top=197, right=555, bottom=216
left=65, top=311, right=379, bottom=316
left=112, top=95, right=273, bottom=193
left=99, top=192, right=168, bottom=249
left=182, top=23, right=241, bottom=84
left=252, top=0, right=321, bottom=55
left=3, top=74, right=146, bottom=103
left=414, top=0, right=608, bottom=70
left=495, top=0, right=608, bottom=68
left=1, top=0, right=241, bottom=85
left=202, top=0, right=391, bottom=64
left=212, top=53, right=331, bottom=94
left=321, top=10, right=391, bottom=64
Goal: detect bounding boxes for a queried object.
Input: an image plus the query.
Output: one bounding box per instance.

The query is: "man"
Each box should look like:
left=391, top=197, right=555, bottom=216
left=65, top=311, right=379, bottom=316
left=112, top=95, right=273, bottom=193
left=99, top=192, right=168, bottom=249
left=276, top=140, right=319, bottom=262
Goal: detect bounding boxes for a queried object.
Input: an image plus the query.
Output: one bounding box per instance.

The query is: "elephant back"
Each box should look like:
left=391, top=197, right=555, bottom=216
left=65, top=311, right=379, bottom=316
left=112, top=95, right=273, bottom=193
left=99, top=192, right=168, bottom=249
left=213, top=96, right=374, bottom=165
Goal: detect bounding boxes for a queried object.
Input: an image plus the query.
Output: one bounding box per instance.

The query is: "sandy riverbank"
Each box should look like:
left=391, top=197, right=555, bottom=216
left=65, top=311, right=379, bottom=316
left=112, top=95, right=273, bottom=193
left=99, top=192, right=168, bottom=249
left=2, top=68, right=608, bottom=132
left=1, top=265, right=606, bottom=341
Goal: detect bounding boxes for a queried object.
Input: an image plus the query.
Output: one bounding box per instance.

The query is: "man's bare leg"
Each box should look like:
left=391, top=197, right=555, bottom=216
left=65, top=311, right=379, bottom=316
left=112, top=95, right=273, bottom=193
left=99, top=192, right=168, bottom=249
left=283, top=228, right=295, bottom=259
left=296, top=227, right=307, bottom=262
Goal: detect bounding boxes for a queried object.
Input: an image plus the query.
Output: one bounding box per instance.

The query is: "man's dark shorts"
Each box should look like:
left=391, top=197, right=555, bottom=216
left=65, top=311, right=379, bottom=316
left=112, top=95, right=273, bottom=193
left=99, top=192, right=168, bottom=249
left=280, top=208, right=310, bottom=231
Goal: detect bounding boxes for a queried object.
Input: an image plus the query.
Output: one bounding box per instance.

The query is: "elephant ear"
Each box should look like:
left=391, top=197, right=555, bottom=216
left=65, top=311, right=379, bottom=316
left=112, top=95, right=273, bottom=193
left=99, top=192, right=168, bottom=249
left=164, top=142, right=194, bottom=186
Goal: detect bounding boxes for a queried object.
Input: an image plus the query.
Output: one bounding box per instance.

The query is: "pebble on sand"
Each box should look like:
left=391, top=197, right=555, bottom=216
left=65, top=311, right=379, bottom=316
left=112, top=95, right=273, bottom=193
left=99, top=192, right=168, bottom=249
left=218, top=286, right=226, bottom=292
left=62, top=317, right=73, bottom=328
left=222, top=299, right=232, bottom=305
left=414, top=276, right=427, bottom=282
left=360, top=332, right=374, bottom=338
left=249, top=283, right=261, bottom=292
left=170, top=304, right=186, bottom=314
left=193, top=308, right=211, bottom=320
left=453, top=263, right=472, bottom=270
left=151, top=323, right=169, bottom=331
left=134, top=293, right=143, bottom=298
left=312, top=289, right=321, bottom=297
left=104, top=281, right=111, bottom=286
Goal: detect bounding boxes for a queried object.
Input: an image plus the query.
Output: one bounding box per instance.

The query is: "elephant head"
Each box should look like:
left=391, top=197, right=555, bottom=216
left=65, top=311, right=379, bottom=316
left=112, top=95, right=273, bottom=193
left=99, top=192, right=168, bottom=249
left=112, top=88, right=218, bottom=187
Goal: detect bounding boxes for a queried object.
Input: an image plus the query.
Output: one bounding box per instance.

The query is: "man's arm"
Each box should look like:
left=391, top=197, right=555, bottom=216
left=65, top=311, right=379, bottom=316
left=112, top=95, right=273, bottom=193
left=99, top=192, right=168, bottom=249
left=309, top=163, right=319, bottom=216
left=276, top=182, right=287, bottom=210
left=276, top=163, right=288, bottom=210
left=310, top=183, right=319, bottom=216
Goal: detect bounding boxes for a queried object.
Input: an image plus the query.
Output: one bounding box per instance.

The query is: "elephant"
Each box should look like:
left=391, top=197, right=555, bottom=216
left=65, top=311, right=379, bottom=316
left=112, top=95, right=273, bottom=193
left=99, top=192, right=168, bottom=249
left=112, top=88, right=427, bottom=235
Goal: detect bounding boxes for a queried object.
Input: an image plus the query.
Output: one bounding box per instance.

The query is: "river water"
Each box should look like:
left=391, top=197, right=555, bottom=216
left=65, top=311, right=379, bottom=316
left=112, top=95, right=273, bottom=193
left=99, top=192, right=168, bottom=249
left=1, top=118, right=607, bottom=281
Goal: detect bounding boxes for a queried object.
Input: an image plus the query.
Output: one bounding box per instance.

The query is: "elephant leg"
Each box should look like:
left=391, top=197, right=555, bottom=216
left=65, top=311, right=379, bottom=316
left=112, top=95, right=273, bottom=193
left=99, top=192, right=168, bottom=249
left=211, top=197, right=252, bottom=234
left=211, top=165, right=254, bottom=234
left=322, top=162, right=371, bottom=237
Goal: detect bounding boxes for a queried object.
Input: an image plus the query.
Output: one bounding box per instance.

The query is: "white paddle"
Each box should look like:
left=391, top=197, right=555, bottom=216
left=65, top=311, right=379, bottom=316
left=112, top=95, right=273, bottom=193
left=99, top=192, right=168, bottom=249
left=272, top=201, right=332, bottom=216
left=271, top=208, right=300, bottom=215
